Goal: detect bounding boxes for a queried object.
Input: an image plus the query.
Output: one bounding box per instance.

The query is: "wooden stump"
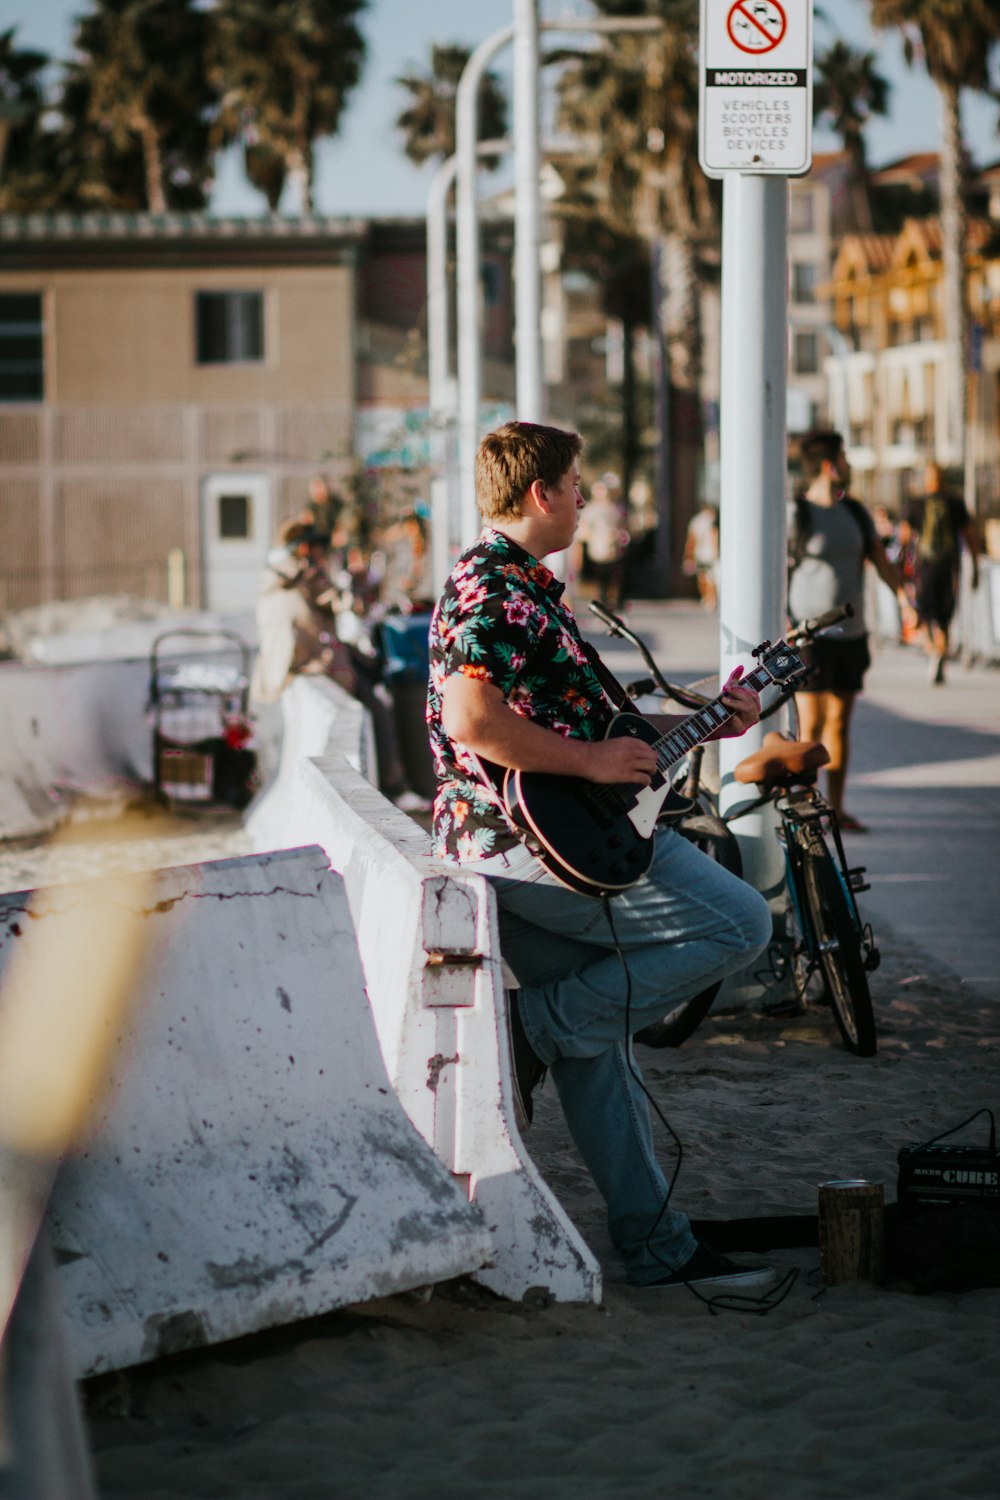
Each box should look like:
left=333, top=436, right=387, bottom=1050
left=818, top=1179, right=885, bottom=1285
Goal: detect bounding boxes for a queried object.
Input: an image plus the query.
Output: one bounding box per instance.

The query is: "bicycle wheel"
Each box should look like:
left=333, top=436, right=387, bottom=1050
left=633, top=811, right=744, bottom=1049
left=798, top=834, right=877, bottom=1056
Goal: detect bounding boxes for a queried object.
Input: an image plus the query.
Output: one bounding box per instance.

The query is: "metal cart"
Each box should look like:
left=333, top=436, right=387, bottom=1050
left=148, top=628, right=258, bottom=810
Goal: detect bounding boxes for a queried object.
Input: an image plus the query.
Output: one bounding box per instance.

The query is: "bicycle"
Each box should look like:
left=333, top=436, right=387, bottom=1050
left=588, top=601, right=881, bottom=1057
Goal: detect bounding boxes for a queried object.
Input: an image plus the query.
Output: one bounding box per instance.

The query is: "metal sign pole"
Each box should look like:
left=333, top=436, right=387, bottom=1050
left=717, top=173, right=790, bottom=899
left=699, top=0, right=812, bottom=906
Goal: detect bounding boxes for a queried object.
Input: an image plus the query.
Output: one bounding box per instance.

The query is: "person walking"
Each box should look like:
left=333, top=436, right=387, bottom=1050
left=575, top=479, right=629, bottom=608
left=426, top=420, right=777, bottom=1294
left=788, top=429, right=909, bottom=832
left=904, top=461, right=979, bottom=685
left=683, top=504, right=720, bottom=610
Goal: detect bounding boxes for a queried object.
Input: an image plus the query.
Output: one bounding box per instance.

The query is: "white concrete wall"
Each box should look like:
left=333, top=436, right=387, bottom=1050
left=0, top=658, right=153, bottom=839
left=0, top=850, right=490, bottom=1377
left=248, top=677, right=602, bottom=1304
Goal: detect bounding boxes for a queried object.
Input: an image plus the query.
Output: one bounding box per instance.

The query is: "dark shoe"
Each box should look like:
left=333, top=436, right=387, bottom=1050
left=506, top=990, right=546, bottom=1130
left=838, top=812, right=868, bottom=833
left=644, top=1242, right=779, bottom=1293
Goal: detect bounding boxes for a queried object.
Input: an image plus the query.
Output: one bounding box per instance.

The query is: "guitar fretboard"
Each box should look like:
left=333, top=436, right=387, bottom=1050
left=651, top=664, right=773, bottom=776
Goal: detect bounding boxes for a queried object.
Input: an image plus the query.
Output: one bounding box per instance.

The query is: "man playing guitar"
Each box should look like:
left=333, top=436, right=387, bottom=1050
left=427, top=421, right=776, bottom=1293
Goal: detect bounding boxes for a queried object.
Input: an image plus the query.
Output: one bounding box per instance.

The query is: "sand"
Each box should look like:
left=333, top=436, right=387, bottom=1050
left=83, top=918, right=1000, bottom=1500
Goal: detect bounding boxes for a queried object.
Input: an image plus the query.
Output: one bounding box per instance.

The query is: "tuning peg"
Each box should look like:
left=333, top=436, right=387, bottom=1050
left=751, top=640, right=771, bottom=659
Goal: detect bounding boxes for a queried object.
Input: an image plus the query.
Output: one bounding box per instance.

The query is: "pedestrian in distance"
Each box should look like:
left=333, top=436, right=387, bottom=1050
left=683, top=503, right=720, bottom=611
left=787, top=429, right=910, bottom=833
left=575, top=478, right=629, bottom=609
left=426, top=419, right=779, bottom=1295
left=250, top=518, right=356, bottom=705
left=903, top=461, right=980, bottom=685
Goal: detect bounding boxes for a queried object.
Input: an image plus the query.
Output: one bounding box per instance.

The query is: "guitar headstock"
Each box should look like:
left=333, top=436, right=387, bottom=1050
left=752, top=639, right=807, bottom=689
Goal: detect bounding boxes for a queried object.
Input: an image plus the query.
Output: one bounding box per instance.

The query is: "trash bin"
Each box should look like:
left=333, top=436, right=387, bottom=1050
left=378, top=611, right=435, bottom=800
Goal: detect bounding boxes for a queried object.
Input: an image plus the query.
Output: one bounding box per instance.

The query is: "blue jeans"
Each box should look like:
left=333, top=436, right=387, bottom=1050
left=483, top=829, right=772, bottom=1285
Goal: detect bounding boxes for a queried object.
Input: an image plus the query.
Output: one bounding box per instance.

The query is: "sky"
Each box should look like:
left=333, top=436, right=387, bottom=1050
left=10, top=0, right=1000, bottom=218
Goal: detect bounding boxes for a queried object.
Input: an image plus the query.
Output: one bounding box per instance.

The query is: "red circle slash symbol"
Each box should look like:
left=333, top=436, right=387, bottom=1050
left=727, top=0, right=786, bottom=54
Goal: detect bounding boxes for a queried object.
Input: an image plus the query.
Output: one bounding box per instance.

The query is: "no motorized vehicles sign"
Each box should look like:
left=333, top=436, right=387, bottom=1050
left=699, top=0, right=813, bottom=176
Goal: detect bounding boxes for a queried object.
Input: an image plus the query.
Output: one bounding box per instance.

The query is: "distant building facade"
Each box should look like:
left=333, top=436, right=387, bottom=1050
left=0, top=213, right=514, bottom=613
left=824, top=209, right=1000, bottom=511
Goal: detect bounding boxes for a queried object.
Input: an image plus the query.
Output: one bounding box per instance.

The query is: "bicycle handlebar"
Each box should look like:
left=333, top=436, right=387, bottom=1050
left=588, top=599, right=673, bottom=694
left=786, top=604, right=853, bottom=646
left=588, top=599, right=855, bottom=716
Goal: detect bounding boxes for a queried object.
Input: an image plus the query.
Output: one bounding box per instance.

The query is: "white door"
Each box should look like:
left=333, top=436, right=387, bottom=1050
left=201, top=473, right=272, bottom=613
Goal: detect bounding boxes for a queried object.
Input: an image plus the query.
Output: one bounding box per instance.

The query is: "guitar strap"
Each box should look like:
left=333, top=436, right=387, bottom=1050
left=582, top=641, right=642, bottom=716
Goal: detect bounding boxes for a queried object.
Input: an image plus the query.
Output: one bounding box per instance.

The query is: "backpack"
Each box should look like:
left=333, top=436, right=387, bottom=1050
left=788, top=494, right=875, bottom=571
left=917, top=493, right=956, bottom=565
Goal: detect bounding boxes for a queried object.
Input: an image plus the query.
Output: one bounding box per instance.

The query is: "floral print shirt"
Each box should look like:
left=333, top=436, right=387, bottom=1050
left=427, top=527, right=612, bottom=861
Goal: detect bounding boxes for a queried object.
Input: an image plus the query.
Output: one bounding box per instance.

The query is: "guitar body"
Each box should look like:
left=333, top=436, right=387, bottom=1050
left=479, top=639, right=805, bottom=899
left=502, top=715, right=687, bottom=896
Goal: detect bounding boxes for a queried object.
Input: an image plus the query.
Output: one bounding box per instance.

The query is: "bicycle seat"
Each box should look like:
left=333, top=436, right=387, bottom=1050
left=733, top=730, right=830, bottom=787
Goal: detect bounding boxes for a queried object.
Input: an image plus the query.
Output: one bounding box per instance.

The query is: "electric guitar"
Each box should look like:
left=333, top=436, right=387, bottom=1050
left=483, top=639, right=807, bottom=897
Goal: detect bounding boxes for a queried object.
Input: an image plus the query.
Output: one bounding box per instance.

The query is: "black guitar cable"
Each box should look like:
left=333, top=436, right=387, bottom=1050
left=599, top=890, right=797, bottom=1315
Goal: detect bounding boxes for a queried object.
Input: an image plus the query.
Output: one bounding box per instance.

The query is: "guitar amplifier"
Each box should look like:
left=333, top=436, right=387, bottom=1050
left=897, top=1142, right=1000, bottom=1215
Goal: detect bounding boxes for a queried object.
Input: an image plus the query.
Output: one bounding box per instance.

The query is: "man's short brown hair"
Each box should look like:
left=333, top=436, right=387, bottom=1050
left=475, top=421, right=582, bottom=521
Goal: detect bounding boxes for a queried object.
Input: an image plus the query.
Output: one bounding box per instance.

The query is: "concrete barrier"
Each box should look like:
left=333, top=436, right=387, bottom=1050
left=0, top=657, right=152, bottom=839
left=0, top=849, right=491, bottom=1376
left=0, top=624, right=265, bottom=842
left=248, top=677, right=602, bottom=1305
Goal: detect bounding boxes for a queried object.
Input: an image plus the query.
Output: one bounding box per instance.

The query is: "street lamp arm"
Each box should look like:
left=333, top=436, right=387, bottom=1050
left=540, top=17, right=663, bottom=32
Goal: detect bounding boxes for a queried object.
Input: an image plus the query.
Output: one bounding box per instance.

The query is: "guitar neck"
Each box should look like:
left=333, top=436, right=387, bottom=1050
left=651, top=663, right=773, bottom=773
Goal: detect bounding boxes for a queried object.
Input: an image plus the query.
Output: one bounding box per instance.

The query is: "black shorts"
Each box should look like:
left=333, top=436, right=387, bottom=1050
left=796, top=633, right=871, bottom=695
left=915, top=563, right=957, bottom=630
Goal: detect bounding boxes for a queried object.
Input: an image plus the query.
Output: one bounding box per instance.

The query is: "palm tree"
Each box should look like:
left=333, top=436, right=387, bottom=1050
left=65, top=0, right=213, bottom=214
left=555, top=1, right=714, bottom=587
left=0, top=28, right=50, bottom=210
left=395, top=43, right=507, bottom=169
left=556, top=1, right=712, bottom=397
left=870, top=0, right=1000, bottom=465
left=208, top=0, right=367, bottom=216
left=813, top=38, right=890, bottom=235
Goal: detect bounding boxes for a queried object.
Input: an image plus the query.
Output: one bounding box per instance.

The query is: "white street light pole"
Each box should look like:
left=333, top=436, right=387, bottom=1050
left=427, top=140, right=508, bottom=596
left=456, top=25, right=515, bottom=551
left=514, top=0, right=544, bottom=423
left=427, top=149, right=461, bottom=598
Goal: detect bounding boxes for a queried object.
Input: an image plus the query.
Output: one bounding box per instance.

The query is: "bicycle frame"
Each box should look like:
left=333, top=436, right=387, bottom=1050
left=778, top=794, right=871, bottom=964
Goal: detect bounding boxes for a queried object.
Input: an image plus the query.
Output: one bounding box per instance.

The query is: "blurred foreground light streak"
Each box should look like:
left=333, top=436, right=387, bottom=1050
left=0, top=860, right=156, bottom=1347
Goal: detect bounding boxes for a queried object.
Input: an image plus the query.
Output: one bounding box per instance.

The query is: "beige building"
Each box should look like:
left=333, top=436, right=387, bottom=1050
left=0, top=213, right=515, bottom=614
left=824, top=213, right=1000, bottom=511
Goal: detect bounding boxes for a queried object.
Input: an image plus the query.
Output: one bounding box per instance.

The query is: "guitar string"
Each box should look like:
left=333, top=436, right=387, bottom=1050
left=586, top=675, right=762, bottom=815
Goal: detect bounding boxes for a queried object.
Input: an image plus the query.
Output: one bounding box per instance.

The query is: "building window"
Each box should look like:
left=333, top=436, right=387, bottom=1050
left=195, top=291, right=264, bottom=364
left=793, top=331, right=819, bottom=374
left=792, top=262, right=819, bottom=305
left=218, top=492, right=251, bottom=538
left=481, top=261, right=502, bottom=308
left=789, top=189, right=815, bottom=233
left=0, top=292, right=44, bottom=401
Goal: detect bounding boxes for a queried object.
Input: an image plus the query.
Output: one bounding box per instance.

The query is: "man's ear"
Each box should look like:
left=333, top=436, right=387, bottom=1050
left=526, top=477, right=551, bottom=514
